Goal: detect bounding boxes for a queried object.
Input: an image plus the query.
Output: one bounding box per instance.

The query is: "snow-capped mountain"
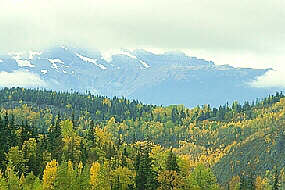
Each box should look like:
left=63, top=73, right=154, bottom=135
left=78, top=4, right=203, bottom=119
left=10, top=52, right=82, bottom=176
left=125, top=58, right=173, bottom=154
left=0, top=46, right=279, bottom=107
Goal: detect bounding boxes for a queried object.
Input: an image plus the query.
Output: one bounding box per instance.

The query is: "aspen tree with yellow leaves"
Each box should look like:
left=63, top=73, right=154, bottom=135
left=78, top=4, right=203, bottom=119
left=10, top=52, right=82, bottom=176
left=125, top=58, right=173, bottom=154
left=43, top=160, right=58, bottom=190
left=0, top=88, right=284, bottom=189
left=90, top=162, right=101, bottom=190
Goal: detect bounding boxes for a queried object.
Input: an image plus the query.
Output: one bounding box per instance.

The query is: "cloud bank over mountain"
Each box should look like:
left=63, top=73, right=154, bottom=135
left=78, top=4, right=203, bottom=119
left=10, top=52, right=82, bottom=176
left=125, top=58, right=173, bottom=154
left=0, top=0, right=284, bottom=53
left=0, top=70, right=46, bottom=88
left=0, top=0, right=284, bottom=89
left=250, top=67, right=285, bottom=88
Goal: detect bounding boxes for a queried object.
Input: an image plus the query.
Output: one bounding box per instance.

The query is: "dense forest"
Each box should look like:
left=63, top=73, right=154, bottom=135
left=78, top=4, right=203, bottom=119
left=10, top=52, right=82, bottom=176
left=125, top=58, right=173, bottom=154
left=0, top=87, right=284, bottom=189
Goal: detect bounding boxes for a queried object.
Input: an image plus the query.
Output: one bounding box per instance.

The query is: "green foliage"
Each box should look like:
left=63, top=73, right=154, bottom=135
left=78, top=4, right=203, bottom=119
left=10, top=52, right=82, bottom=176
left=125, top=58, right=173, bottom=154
left=239, top=172, right=255, bottom=190
left=166, top=149, right=179, bottom=172
left=0, top=88, right=284, bottom=189
left=187, top=164, right=219, bottom=190
left=135, top=143, right=158, bottom=190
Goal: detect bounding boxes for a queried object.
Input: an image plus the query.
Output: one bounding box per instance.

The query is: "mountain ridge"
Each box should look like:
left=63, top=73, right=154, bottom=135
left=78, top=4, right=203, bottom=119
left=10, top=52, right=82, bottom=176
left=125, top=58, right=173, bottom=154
left=0, top=46, right=278, bottom=107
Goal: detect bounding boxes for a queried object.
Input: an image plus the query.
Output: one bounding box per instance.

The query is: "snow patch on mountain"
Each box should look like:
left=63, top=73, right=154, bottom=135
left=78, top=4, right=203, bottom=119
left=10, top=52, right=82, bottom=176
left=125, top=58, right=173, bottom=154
left=41, top=70, right=48, bottom=74
left=119, top=50, right=137, bottom=60
left=101, top=49, right=119, bottom=62
left=29, top=51, right=42, bottom=59
left=216, top=65, right=232, bottom=70
left=8, top=52, right=35, bottom=67
left=48, top=59, right=64, bottom=70
left=101, top=49, right=137, bottom=62
left=8, top=52, right=24, bottom=60
left=143, top=48, right=166, bottom=55
left=123, top=50, right=150, bottom=68
left=48, top=59, right=64, bottom=64
left=16, top=60, right=35, bottom=67
left=51, top=63, right=59, bottom=70
left=61, top=46, right=68, bottom=50
left=76, top=53, right=107, bottom=70
left=139, top=60, right=150, bottom=68
left=101, top=49, right=150, bottom=68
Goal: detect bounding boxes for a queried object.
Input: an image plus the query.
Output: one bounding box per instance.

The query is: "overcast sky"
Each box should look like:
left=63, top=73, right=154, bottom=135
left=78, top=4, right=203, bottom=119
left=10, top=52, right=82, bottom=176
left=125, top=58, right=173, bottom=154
left=0, top=0, right=285, bottom=87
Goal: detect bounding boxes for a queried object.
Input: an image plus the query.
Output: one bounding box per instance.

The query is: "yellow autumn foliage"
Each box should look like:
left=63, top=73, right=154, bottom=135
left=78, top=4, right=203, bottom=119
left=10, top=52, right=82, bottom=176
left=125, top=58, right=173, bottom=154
left=90, top=162, right=101, bottom=189
left=43, top=160, right=58, bottom=190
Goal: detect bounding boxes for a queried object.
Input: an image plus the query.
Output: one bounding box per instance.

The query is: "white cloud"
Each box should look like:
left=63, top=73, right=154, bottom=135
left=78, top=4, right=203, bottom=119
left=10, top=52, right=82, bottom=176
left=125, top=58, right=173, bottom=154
left=0, top=70, right=46, bottom=87
left=250, top=67, right=285, bottom=88
left=0, top=0, right=284, bottom=54
left=0, top=0, right=285, bottom=89
left=181, top=49, right=285, bottom=69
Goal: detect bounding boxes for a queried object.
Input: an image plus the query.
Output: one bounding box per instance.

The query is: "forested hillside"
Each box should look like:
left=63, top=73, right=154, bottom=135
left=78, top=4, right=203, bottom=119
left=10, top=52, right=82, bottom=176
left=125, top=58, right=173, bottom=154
left=0, top=87, right=284, bottom=189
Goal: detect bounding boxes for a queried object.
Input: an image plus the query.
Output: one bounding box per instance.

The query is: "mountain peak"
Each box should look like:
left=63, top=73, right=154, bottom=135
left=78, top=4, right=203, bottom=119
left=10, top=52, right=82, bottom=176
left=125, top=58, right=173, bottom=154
left=0, top=46, right=276, bottom=107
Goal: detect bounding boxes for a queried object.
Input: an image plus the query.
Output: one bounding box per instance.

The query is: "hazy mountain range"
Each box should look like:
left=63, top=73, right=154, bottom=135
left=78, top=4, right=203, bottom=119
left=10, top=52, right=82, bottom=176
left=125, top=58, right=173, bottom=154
left=0, top=46, right=280, bottom=107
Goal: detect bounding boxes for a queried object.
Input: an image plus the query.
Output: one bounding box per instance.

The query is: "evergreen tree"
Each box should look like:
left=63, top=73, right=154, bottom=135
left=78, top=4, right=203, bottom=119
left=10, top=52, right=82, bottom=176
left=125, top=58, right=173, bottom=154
left=239, top=171, right=255, bottom=190
left=273, top=168, right=281, bottom=190
left=48, top=113, right=63, bottom=162
left=87, top=120, right=95, bottom=143
left=165, top=148, right=179, bottom=172
left=71, top=111, right=77, bottom=130
left=135, top=143, right=158, bottom=190
left=171, top=107, right=179, bottom=123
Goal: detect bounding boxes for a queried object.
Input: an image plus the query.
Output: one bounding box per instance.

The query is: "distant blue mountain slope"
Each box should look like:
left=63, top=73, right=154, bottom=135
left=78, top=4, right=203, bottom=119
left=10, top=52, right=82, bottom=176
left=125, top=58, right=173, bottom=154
left=0, top=47, right=279, bottom=107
